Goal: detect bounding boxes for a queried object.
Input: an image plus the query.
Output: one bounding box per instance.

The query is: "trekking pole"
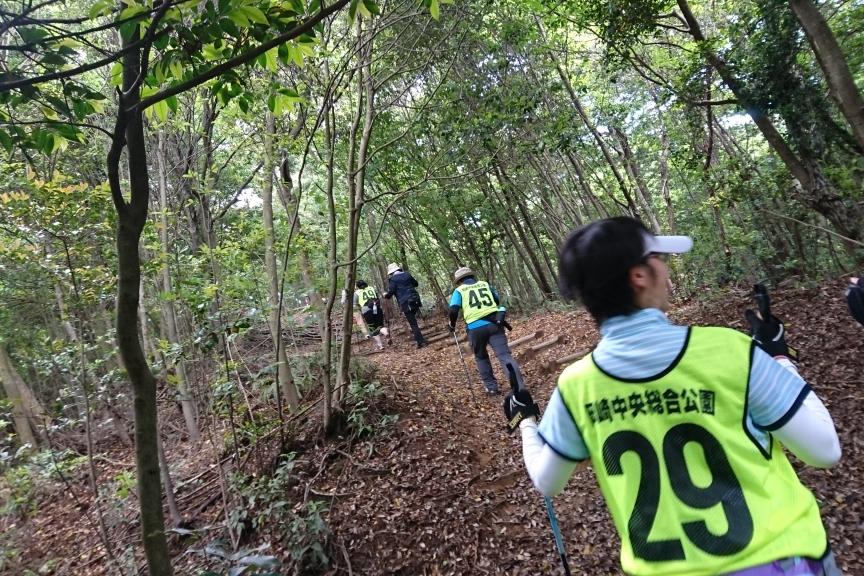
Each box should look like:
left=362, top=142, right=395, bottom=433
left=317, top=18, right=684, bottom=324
left=451, top=330, right=477, bottom=404
left=544, top=496, right=572, bottom=576
left=507, top=365, right=571, bottom=576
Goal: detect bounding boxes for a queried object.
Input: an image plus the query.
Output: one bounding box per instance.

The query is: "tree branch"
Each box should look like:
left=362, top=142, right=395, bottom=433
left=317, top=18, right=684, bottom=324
left=135, top=0, right=351, bottom=112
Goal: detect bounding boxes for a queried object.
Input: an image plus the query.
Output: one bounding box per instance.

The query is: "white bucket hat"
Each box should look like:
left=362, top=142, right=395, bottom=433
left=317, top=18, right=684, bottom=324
left=386, top=262, right=402, bottom=275
left=453, top=266, right=474, bottom=283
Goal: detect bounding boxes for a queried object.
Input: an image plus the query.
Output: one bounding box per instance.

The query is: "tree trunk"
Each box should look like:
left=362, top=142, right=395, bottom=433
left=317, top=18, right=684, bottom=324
left=262, top=112, right=300, bottom=412
left=321, top=86, right=338, bottom=435
left=156, top=426, right=183, bottom=527
left=337, top=21, right=375, bottom=406
left=156, top=132, right=200, bottom=443
left=612, top=126, right=662, bottom=232
left=790, top=0, right=864, bottom=152
left=489, top=164, right=556, bottom=293
left=107, top=32, right=172, bottom=575
left=535, top=16, right=639, bottom=217
left=677, top=0, right=864, bottom=242
left=0, top=346, right=41, bottom=448
left=658, top=124, right=675, bottom=234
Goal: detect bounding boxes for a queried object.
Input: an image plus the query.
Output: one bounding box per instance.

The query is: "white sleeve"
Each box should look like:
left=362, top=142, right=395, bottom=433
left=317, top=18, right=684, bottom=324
left=772, top=390, right=841, bottom=468
left=520, top=419, right=580, bottom=497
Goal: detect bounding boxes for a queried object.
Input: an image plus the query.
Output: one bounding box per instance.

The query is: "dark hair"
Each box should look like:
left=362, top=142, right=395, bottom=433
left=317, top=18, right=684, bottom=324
left=557, top=217, right=650, bottom=324
left=356, top=280, right=368, bottom=289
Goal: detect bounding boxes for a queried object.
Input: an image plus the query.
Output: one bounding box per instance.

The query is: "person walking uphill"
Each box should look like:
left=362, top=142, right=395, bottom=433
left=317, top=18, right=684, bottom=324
left=383, top=263, right=427, bottom=348
left=354, top=280, right=386, bottom=351
left=504, top=217, right=843, bottom=576
left=449, top=267, right=525, bottom=395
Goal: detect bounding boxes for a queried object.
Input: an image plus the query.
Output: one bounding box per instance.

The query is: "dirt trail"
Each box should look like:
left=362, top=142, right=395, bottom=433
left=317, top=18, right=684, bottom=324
left=322, top=283, right=863, bottom=575
left=5, top=284, right=861, bottom=575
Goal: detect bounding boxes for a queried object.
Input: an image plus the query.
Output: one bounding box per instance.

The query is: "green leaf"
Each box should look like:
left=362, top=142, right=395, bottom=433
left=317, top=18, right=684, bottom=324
left=429, top=0, right=439, bottom=20
left=169, top=58, right=184, bottom=80
left=73, top=100, right=91, bottom=119
left=363, top=0, right=380, bottom=15
left=282, top=45, right=300, bottom=67
left=227, top=9, right=250, bottom=27
left=17, top=27, right=49, bottom=44
left=109, top=62, right=123, bottom=87
left=40, top=106, right=59, bottom=120
left=0, top=129, right=12, bottom=152
left=357, top=0, right=371, bottom=18
left=153, top=99, right=169, bottom=122
left=264, top=47, right=278, bottom=72
left=166, top=95, right=179, bottom=112
left=40, top=53, right=68, bottom=66
left=202, top=44, right=223, bottom=61
left=238, top=5, right=268, bottom=25
left=118, top=4, right=148, bottom=21
left=88, top=0, right=114, bottom=18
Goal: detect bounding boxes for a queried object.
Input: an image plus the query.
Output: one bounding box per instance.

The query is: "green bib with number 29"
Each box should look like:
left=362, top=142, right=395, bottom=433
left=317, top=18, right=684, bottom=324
left=455, top=280, right=499, bottom=324
left=558, top=327, right=826, bottom=576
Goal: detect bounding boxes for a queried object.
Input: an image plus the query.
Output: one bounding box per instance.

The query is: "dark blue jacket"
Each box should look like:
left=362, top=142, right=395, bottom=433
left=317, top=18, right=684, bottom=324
left=385, top=271, right=421, bottom=308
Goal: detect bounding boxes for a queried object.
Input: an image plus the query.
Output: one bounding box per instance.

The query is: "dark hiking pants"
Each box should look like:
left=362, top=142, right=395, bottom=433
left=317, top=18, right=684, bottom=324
left=467, top=323, right=524, bottom=392
left=401, top=304, right=425, bottom=345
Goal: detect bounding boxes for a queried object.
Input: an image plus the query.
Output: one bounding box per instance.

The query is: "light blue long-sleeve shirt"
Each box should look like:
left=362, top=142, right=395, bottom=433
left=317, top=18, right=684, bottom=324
left=538, top=308, right=809, bottom=461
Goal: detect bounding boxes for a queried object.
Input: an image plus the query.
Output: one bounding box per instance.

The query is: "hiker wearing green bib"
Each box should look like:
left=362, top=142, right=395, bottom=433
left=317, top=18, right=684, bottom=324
left=504, top=217, right=842, bottom=576
left=448, top=267, right=524, bottom=395
left=354, top=280, right=386, bottom=351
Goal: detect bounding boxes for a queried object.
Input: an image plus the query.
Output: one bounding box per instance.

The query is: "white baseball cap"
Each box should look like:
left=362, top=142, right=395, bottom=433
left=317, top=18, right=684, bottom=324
left=642, top=232, right=693, bottom=255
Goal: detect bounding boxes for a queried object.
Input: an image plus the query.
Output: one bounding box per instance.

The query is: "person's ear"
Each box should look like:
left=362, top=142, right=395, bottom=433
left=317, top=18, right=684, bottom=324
left=628, top=263, right=651, bottom=292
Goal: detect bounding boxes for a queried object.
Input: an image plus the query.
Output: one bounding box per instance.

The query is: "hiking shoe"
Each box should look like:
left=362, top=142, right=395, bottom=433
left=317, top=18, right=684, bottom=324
left=416, top=341, right=428, bottom=349
left=485, top=388, right=500, bottom=396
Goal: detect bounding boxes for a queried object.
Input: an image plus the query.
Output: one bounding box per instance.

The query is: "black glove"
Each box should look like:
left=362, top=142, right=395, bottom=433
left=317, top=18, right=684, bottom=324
left=494, top=310, right=506, bottom=326
left=745, top=309, right=799, bottom=361
left=503, top=388, right=540, bottom=434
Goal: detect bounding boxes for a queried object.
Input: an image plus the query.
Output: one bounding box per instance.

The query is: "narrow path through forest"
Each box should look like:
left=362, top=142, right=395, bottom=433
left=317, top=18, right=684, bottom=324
left=6, top=284, right=862, bottom=575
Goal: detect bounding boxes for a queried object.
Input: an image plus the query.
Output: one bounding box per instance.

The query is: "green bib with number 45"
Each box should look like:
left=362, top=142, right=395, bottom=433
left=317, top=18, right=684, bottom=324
left=558, top=327, right=826, bottom=576
left=455, top=280, right=499, bottom=324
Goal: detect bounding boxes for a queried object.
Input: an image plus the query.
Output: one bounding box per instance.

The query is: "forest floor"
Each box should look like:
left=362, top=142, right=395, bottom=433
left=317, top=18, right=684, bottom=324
left=4, top=282, right=862, bottom=575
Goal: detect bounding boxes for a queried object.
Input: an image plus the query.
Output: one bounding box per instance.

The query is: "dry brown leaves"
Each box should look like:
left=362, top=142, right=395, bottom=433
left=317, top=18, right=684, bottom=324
left=6, top=284, right=862, bottom=575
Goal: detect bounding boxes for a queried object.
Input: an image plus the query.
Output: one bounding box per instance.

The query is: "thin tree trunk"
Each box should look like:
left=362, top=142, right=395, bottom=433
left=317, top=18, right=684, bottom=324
left=0, top=346, right=40, bottom=448
left=612, top=126, right=662, bottom=232
left=658, top=123, right=675, bottom=233
left=156, top=426, right=182, bottom=527
left=107, top=29, right=173, bottom=574
left=338, top=21, right=375, bottom=405
left=321, top=88, right=338, bottom=435
left=490, top=164, right=556, bottom=293
left=156, top=132, right=200, bottom=444
left=262, top=112, right=300, bottom=412
left=561, top=150, right=610, bottom=218
left=535, top=16, right=639, bottom=217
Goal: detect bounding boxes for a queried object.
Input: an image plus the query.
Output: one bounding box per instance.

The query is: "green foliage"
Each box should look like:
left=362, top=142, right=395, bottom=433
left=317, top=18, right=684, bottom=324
left=112, top=469, right=137, bottom=500
left=228, top=454, right=331, bottom=570
left=0, top=448, right=86, bottom=518
left=344, top=376, right=399, bottom=442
